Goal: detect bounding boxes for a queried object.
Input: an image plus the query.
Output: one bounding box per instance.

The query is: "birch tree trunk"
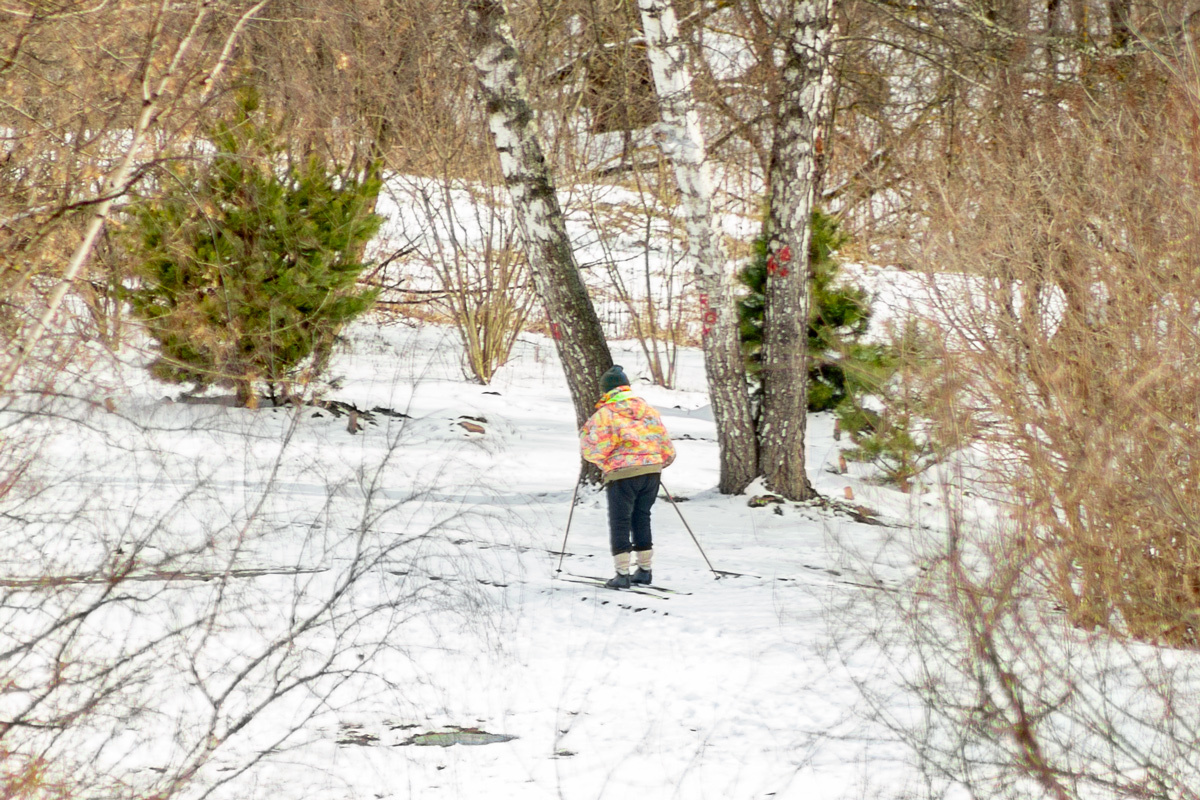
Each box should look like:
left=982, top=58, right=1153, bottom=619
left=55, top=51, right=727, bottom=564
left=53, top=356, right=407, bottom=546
left=637, top=0, right=758, bottom=494
left=759, top=0, right=837, bottom=500
left=464, top=0, right=613, bottom=432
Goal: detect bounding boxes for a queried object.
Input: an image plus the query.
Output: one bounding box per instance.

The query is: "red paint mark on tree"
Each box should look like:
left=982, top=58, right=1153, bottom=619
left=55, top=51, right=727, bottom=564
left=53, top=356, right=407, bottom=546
left=702, top=308, right=718, bottom=336
left=699, top=292, right=709, bottom=307
left=550, top=322, right=562, bottom=340
left=767, top=246, right=793, bottom=278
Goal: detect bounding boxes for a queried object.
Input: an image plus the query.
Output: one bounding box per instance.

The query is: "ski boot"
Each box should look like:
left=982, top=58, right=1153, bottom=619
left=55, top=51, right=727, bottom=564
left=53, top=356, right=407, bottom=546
left=604, top=573, right=631, bottom=589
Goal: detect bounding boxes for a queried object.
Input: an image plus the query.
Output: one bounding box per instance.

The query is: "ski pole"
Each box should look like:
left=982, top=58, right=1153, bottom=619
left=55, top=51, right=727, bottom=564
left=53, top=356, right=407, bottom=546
left=659, top=481, right=721, bottom=579
left=555, top=475, right=583, bottom=575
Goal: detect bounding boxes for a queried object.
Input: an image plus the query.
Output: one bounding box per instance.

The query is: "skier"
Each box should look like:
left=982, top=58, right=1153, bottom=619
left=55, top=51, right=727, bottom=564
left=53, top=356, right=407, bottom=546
left=580, top=365, right=676, bottom=589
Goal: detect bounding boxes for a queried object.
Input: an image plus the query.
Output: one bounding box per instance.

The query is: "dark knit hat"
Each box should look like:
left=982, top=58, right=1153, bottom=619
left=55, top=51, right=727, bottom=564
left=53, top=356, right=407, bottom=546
left=599, top=365, right=630, bottom=394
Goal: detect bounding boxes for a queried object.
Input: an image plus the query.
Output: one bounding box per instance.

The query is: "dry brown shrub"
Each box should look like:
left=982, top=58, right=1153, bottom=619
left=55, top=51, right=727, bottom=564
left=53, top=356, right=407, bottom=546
left=919, top=63, right=1200, bottom=646
left=840, top=70, right=1200, bottom=787
left=415, top=176, right=537, bottom=385
left=1, top=0, right=270, bottom=387
left=241, top=0, right=485, bottom=178
left=0, top=749, right=72, bottom=800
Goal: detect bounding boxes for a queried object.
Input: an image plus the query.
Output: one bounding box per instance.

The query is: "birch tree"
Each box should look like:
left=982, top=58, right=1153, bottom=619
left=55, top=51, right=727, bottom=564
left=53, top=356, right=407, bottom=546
left=759, top=0, right=836, bottom=500
left=636, top=0, right=758, bottom=493
left=0, top=0, right=269, bottom=393
left=463, top=0, right=613, bottom=431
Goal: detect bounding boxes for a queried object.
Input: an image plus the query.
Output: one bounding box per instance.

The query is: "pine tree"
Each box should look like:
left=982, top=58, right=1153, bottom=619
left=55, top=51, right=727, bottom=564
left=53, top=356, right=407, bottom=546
left=836, top=320, right=939, bottom=492
left=737, top=210, right=871, bottom=414
left=126, top=94, right=381, bottom=406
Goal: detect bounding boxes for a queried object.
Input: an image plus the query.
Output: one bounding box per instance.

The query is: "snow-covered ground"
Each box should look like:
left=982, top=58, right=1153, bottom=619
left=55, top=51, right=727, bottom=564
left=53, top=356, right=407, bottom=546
left=10, top=159, right=1199, bottom=798
left=1, top=312, right=955, bottom=800
left=284, top=326, right=927, bottom=800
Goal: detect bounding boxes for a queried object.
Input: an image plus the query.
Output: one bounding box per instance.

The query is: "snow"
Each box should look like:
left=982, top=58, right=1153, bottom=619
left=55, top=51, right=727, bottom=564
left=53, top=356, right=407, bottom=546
left=13, top=227, right=1190, bottom=797
left=1, top=309, right=947, bottom=799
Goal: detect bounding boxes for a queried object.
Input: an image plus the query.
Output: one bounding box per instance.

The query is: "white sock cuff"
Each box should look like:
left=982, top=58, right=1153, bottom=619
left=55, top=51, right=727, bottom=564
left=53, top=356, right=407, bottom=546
left=636, top=549, right=653, bottom=570
left=614, top=552, right=632, bottom=574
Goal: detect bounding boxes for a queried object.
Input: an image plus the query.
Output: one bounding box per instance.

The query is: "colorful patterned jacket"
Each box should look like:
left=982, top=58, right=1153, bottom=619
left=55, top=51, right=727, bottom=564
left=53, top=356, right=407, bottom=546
left=580, top=387, right=676, bottom=483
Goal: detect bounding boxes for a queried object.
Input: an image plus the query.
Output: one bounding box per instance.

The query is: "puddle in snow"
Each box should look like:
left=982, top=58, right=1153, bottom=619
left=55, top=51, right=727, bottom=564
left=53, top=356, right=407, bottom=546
left=398, top=726, right=516, bottom=747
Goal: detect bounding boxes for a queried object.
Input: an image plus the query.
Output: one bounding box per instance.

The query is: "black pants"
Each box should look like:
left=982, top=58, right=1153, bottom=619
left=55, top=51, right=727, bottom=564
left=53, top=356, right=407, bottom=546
left=606, top=472, right=660, bottom=555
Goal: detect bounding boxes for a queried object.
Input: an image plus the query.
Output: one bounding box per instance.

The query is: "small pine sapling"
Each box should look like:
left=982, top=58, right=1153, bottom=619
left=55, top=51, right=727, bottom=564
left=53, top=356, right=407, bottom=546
left=125, top=92, right=381, bottom=406
left=837, top=320, right=941, bottom=492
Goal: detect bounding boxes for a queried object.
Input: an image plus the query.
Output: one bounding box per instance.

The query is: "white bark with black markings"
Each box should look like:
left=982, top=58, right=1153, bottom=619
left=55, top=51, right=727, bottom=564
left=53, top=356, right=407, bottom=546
left=464, top=0, right=612, bottom=431
left=637, top=0, right=758, bottom=494
left=759, top=0, right=836, bottom=500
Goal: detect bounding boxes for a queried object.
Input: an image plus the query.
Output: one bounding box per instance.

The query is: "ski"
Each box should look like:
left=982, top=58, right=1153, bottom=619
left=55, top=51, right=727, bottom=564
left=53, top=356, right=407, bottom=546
left=555, top=574, right=670, bottom=598
left=559, top=573, right=692, bottom=596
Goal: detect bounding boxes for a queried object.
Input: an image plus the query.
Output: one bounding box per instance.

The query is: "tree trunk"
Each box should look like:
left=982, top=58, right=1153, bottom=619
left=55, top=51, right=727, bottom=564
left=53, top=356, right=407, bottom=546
left=759, top=0, right=836, bottom=500
left=636, top=0, right=758, bottom=494
left=464, top=0, right=613, bottom=434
